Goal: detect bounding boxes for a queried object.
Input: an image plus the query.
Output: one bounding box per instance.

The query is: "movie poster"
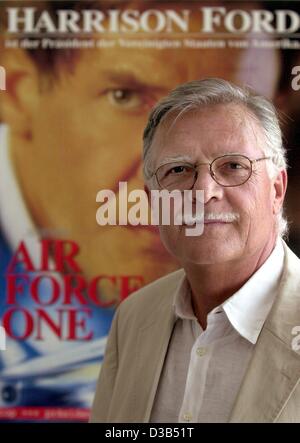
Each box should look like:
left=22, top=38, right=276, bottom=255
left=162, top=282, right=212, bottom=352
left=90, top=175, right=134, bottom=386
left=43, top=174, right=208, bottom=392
left=0, top=0, right=299, bottom=422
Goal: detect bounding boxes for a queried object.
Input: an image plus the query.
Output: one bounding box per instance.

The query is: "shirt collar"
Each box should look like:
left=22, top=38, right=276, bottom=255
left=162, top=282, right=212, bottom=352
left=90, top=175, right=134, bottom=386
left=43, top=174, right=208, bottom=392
left=222, top=240, right=284, bottom=344
left=173, top=240, right=285, bottom=344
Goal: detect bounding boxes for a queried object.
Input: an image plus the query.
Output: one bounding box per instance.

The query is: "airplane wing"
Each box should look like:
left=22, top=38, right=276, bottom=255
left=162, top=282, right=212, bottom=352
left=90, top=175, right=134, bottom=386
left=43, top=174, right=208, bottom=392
left=1, top=336, right=107, bottom=382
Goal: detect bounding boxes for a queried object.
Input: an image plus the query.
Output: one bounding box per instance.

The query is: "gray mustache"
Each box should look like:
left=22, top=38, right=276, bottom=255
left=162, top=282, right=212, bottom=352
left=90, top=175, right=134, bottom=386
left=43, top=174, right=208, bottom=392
left=182, top=212, right=240, bottom=225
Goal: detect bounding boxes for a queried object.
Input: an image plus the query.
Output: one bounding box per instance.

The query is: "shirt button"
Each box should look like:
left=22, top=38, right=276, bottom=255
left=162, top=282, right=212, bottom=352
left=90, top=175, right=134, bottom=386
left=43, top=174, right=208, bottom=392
left=196, top=347, right=206, bottom=357
left=183, top=413, right=192, bottom=422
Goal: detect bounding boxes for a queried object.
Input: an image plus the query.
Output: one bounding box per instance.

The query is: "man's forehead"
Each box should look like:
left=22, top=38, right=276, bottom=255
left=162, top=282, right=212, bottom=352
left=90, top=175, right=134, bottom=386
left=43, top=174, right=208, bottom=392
left=156, top=104, right=259, bottom=137
left=152, top=104, right=265, bottom=159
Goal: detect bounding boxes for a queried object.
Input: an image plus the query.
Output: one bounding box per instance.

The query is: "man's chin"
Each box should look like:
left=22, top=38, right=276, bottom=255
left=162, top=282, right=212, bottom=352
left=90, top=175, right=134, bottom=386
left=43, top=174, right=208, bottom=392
left=182, top=254, right=231, bottom=267
left=172, top=240, right=239, bottom=266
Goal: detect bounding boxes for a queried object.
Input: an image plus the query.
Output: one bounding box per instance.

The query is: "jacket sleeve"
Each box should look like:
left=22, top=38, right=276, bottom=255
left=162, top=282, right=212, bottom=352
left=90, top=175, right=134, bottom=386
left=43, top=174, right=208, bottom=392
left=89, top=307, right=120, bottom=423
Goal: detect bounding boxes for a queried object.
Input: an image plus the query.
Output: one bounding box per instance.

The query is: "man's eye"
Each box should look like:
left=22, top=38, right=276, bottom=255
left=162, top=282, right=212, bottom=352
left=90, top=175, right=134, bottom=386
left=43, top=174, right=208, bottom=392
left=168, top=166, right=187, bottom=175
left=106, top=89, right=143, bottom=108
left=220, top=162, right=246, bottom=170
left=227, top=162, right=243, bottom=169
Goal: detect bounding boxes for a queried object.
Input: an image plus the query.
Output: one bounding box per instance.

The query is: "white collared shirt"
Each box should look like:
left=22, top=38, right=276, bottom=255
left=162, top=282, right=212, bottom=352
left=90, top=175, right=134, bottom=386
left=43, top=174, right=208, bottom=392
left=150, top=241, right=285, bottom=423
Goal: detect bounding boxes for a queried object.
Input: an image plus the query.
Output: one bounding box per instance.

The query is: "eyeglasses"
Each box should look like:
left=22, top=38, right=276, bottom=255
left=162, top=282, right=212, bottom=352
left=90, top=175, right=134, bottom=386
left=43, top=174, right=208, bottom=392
left=154, top=154, right=271, bottom=190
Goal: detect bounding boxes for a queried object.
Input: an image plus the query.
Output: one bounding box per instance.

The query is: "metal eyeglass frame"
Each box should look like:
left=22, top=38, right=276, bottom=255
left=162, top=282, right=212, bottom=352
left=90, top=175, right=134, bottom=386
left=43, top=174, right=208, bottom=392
left=153, top=154, right=272, bottom=189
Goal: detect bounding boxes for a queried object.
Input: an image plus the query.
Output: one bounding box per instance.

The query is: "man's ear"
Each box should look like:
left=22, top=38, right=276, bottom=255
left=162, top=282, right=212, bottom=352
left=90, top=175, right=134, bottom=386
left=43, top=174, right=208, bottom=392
left=272, top=169, right=288, bottom=215
left=0, top=48, right=40, bottom=138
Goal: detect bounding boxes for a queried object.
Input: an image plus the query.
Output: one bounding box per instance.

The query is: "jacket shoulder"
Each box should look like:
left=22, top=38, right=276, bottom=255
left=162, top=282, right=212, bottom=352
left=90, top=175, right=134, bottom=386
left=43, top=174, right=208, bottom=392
left=265, top=242, right=300, bottom=344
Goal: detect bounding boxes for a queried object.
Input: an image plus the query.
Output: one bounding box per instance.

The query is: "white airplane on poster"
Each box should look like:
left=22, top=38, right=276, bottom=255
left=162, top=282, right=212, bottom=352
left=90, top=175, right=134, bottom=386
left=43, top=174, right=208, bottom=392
left=0, top=337, right=107, bottom=408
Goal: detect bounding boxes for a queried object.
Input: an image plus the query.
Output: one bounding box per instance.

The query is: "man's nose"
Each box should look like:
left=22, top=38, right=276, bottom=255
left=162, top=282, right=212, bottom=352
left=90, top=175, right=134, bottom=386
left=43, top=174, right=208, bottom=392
left=192, top=166, right=224, bottom=204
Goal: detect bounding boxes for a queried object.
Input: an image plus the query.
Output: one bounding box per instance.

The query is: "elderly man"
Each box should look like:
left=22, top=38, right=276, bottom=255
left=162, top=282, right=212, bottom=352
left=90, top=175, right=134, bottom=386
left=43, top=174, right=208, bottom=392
left=90, top=78, right=300, bottom=423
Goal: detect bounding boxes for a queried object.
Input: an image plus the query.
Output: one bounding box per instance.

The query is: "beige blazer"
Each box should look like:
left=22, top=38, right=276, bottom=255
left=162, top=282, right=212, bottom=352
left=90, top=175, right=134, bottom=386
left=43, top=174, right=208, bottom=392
left=90, top=243, right=300, bottom=423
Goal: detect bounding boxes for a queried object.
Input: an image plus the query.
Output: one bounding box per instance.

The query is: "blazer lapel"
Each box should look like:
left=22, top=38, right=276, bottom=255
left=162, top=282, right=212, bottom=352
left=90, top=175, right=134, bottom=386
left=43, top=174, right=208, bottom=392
left=230, top=244, right=300, bottom=422
left=229, top=328, right=300, bottom=422
left=106, top=269, right=184, bottom=423
left=133, top=272, right=187, bottom=422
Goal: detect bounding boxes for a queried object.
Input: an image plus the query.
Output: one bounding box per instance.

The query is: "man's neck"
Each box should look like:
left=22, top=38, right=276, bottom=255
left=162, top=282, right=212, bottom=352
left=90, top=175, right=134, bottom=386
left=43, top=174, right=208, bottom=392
left=184, top=237, right=277, bottom=330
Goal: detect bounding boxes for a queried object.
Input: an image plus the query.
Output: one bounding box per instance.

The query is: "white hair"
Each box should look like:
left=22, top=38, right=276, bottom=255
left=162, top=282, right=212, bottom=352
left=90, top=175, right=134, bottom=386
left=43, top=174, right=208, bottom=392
left=142, top=78, right=288, bottom=238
